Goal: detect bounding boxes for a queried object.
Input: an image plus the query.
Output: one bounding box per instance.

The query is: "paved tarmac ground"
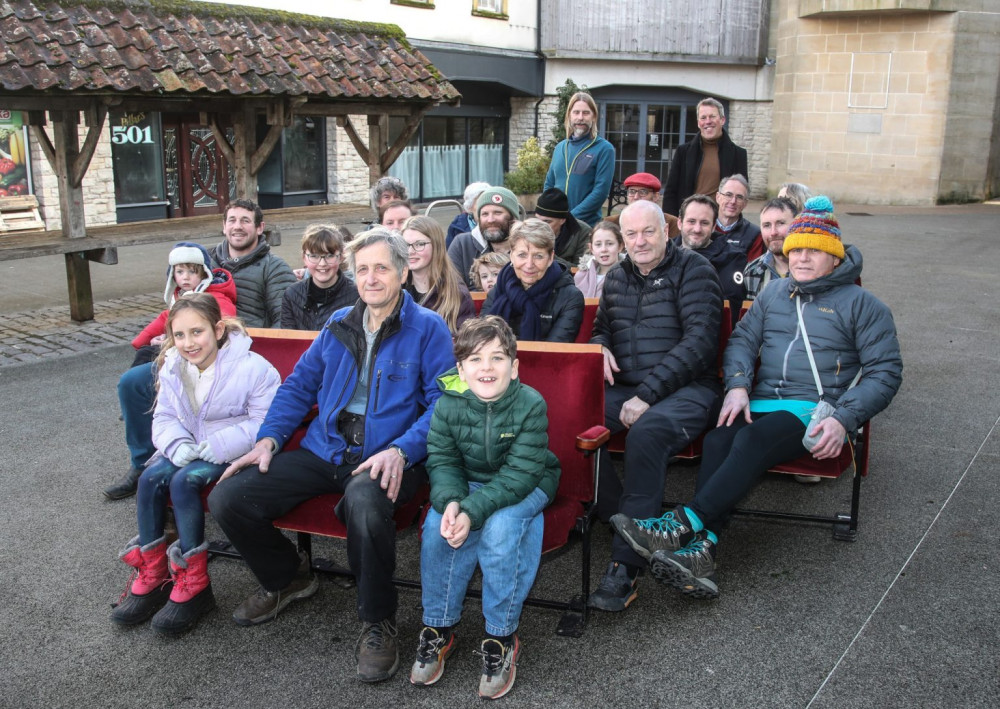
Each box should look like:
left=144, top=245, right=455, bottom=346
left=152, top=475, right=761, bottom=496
left=0, top=203, right=998, bottom=708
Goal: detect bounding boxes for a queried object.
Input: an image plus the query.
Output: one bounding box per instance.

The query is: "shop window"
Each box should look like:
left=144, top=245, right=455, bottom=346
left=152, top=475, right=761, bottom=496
left=388, top=116, right=505, bottom=201
left=256, top=115, right=327, bottom=207
left=109, top=110, right=169, bottom=221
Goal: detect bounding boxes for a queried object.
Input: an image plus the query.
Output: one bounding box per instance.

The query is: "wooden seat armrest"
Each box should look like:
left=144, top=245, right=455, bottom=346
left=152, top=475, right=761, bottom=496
left=576, top=425, right=610, bottom=452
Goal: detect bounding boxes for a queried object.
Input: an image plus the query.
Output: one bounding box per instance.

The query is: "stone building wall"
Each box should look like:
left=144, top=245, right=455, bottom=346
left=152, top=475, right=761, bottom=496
left=31, top=120, right=117, bottom=230
left=327, top=116, right=372, bottom=208
left=727, top=100, right=772, bottom=199
left=770, top=2, right=1000, bottom=205
left=509, top=95, right=561, bottom=167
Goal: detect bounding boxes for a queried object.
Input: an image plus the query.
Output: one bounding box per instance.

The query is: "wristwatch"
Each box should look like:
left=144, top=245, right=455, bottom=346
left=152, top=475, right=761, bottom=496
left=391, top=445, right=408, bottom=466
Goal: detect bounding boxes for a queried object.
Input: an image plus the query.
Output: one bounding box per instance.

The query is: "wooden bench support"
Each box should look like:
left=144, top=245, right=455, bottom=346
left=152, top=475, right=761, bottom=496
left=64, top=252, right=94, bottom=321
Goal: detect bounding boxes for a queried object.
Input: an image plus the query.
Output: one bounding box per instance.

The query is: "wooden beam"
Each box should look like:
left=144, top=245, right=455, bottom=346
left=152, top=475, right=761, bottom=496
left=337, top=116, right=370, bottom=165
left=250, top=122, right=283, bottom=176
left=230, top=104, right=256, bottom=200
left=64, top=252, right=94, bottom=321
left=380, top=107, right=426, bottom=173
left=69, top=102, right=108, bottom=188
left=203, top=113, right=237, bottom=167
left=366, top=114, right=388, bottom=185
left=298, top=101, right=445, bottom=117
left=51, top=111, right=86, bottom=239
left=29, top=123, right=56, bottom=169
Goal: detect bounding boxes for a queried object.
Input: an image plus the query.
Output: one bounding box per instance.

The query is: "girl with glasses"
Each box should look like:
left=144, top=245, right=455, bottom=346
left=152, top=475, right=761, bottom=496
left=280, top=223, right=357, bottom=330
left=402, top=215, right=476, bottom=336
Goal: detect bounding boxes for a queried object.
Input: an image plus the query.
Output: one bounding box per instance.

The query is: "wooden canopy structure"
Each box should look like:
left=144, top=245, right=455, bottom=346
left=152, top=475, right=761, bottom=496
left=0, top=0, right=460, bottom=319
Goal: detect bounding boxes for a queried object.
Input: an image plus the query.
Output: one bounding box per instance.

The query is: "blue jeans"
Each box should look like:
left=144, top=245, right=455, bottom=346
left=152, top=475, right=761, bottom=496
left=118, top=363, right=156, bottom=470
left=420, top=484, right=548, bottom=637
left=137, top=456, right=225, bottom=552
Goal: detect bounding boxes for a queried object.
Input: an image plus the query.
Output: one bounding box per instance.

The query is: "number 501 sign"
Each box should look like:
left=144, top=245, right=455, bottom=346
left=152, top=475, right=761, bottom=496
left=111, top=125, right=154, bottom=144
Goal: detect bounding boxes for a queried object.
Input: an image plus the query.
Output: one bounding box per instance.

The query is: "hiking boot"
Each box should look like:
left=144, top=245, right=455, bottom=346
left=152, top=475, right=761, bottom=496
left=586, top=561, right=638, bottom=612
left=103, top=466, right=143, bottom=500
left=649, top=533, right=719, bottom=600
left=151, top=541, right=215, bottom=636
left=610, top=506, right=696, bottom=561
left=111, top=535, right=172, bottom=625
left=477, top=635, right=520, bottom=700
left=409, top=626, right=456, bottom=686
left=232, top=554, right=317, bottom=626
left=356, top=618, right=399, bottom=683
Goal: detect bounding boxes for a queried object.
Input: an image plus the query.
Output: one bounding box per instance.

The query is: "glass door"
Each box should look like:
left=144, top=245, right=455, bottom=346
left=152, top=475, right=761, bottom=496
left=601, top=102, right=696, bottom=185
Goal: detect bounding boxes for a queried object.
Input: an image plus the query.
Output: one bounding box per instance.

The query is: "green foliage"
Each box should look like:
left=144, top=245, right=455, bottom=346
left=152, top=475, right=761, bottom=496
left=545, top=78, right=586, bottom=156
left=503, top=137, right=550, bottom=195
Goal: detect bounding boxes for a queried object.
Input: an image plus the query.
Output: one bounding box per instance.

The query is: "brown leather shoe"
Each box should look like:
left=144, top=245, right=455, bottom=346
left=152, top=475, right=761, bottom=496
left=232, top=554, right=317, bottom=626
left=356, top=618, right=399, bottom=682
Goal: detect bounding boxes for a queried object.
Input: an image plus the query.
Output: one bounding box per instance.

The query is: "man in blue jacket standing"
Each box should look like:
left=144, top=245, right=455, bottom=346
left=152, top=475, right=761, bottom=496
left=209, top=228, right=455, bottom=684
left=544, top=92, right=615, bottom=227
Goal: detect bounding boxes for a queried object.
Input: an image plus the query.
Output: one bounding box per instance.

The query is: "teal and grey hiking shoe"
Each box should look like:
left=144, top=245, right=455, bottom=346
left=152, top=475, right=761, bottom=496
left=649, top=533, right=719, bottom=600
left=610, top=506, right=695, bottom=561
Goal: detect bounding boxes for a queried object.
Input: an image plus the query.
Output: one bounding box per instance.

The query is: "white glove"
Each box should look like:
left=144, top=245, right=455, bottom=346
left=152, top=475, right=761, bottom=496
left=197, top=440, right=224, bottom=465
left=170, top=442, right=200, bottom=467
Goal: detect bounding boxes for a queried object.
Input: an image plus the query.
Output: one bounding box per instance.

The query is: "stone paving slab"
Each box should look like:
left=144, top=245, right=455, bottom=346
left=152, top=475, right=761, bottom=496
left=0, top=292, right=162, bottom=367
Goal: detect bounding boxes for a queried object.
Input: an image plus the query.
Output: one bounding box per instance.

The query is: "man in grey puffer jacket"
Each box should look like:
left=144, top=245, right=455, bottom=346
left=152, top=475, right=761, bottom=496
left=211, top=199, right=295, bottom=328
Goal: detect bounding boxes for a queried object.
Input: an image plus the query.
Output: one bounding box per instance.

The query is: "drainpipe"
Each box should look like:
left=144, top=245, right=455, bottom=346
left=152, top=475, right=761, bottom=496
left=533, top=0, right=544, bottom=138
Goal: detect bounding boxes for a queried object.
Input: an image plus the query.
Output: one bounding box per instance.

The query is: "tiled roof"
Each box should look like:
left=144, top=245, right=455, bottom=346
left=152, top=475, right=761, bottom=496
left=0, top=1, right=460, bottom=103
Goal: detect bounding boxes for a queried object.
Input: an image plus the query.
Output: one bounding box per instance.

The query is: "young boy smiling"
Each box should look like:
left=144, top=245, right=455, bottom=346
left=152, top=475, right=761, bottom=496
left=410, top=316, right=560, bottom=700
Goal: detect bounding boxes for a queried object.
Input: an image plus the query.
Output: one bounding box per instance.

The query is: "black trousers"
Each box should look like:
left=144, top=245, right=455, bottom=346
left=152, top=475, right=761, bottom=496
left=689, top=411, right=808, bottom=532
left=207, top=447, right=425, bottom=624
left=598, top=380, right=719, bottom=567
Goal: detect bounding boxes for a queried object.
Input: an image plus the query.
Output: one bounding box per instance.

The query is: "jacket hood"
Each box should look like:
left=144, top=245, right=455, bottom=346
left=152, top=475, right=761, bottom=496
left=436, top=366, right=522, bottom=410
left=212, top=238, right=271, bottom=270
left=788, top=243, right=863, bottom=296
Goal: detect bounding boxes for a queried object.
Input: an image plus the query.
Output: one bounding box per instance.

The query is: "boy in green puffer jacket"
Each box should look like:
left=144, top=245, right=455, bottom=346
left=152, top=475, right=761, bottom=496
left=409, top=316, right=560, bottom=700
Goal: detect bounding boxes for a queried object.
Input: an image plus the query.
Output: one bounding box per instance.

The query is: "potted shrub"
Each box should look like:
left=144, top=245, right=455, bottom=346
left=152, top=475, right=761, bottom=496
left=504, top=137, right=549, bottom=213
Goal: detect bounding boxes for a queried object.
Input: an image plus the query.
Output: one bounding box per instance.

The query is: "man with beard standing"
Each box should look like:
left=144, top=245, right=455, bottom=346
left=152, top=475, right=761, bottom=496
left=448, top=186, right=520, bottom=290
left=544, top=92, right=615, bottom=227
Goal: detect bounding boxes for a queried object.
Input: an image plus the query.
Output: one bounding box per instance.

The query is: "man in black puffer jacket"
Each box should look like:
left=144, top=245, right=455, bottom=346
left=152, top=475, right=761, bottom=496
left=211, top=199, right=296, bottom=328
left=587, top=200, right=723, bottom=613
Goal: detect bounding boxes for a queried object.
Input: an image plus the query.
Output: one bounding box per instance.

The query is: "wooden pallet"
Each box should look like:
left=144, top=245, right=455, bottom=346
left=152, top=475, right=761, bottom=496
left=0, top=195, right=45, bottom=233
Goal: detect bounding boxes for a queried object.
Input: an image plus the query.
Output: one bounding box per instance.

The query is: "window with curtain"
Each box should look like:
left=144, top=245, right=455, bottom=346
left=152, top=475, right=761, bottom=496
left=388, top=116, right=505, bottom=201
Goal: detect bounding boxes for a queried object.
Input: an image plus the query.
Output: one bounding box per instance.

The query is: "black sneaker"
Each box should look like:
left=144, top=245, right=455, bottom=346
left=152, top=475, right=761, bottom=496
left=477, top=635, right=520, bottom=700
left=586, top=561, right=638, bottom=611
left=610, top=506, right=695, bottom=561
left=356, top=618, right=399, bottom=683
left=649, top=533, right=719, bottom=599
left=409, top=626, right=456, bottom=686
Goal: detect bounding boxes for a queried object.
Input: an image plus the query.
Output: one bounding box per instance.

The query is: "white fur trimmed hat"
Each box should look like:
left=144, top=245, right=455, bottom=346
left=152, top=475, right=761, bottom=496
left=164, top=241, right=213, bottom=304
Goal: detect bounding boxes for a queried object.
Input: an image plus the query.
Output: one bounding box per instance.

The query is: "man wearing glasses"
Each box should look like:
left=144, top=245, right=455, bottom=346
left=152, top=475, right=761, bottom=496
left=663, top=98, right=748, bottom=217
left=211, top=228, right=455, bottom=683
left=714, top=174, right=763, bottom=261
left=607, top=172, right=679, bottom=238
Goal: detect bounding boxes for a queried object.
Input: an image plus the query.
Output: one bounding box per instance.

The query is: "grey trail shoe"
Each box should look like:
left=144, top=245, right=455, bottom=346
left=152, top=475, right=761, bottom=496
left=610, top=506, right=696, bottom=561
left=356, top=618, right=399, bottom=683
left=478, top=635, right=521, bottom=700
left=649, top=533, right=720, bottom=600
left=409, top=626, right=456, bottom=686
left=232, top=554, right=318, bottom=626
left=586, top=561, right=639, bottom=611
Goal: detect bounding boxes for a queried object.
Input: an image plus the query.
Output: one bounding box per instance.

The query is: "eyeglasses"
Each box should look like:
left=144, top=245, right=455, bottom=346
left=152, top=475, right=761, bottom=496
left=717, top=191, right=747, bottom=203
left=626, top=188, right=655, bottom=198
left=406, top=240, right=431, bottom=253
left=304, top=252, right=340, bottom=264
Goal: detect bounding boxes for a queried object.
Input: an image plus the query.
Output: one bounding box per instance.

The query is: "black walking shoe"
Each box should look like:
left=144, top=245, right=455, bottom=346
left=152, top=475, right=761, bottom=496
left=103, top=466, right=143, bottom=500
left=610, top=506, right=696, bottom=561
left=586, top=561, right=639, bottom=611
left=649, top=533, right=719, bottom=599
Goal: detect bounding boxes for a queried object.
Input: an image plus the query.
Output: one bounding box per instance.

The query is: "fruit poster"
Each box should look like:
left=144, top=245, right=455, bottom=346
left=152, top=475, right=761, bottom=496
left=0, top=110, right=31, bottom=196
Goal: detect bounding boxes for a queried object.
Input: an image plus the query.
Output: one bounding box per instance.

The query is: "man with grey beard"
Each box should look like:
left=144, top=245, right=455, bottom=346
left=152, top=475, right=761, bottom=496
left=447, top=186, right=520, bottom=289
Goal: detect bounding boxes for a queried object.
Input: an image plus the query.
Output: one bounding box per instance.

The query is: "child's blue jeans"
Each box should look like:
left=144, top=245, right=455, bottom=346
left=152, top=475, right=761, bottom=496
left=420, top=483, right=548, bottom=637
left=137, top=456, right=225, bottom=552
